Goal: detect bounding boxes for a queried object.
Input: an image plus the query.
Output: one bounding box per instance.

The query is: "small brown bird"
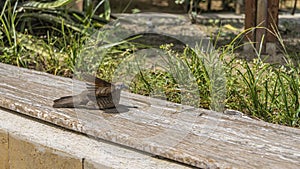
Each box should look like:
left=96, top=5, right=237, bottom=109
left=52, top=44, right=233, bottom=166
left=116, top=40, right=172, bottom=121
left=53, top=74, right=127, bottom=110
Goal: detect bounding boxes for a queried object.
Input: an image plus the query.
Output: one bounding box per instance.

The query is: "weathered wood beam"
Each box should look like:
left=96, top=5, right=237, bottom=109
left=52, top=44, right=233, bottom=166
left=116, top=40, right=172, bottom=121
left=0, top=108, right=190, bottom=169
left=0, top=63, right=300, bottom=168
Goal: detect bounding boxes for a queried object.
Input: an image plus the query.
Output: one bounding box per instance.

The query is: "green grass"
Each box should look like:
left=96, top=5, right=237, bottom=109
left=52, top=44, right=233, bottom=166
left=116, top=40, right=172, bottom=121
left=0, top=0, right=299, bottom=127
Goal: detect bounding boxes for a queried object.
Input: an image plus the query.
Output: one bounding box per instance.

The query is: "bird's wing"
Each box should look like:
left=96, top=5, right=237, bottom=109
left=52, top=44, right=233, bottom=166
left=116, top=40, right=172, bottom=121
left=81, top=73, right=116, bottom=96
left=81, top=73, right=112, bottom=88
left=86, top=86, right=114, bottom=97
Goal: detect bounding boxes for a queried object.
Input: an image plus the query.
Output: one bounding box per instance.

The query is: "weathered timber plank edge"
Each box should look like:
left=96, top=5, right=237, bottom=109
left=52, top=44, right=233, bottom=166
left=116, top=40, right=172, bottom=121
left=0, top=63, right=215, bottom=168
left=1, top=108, right=193, bottom=169
left=1, top=63, right=300, bottom=169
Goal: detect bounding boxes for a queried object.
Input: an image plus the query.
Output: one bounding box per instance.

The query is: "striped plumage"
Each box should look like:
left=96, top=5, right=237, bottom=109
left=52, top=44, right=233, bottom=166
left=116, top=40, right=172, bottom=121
left=53, top=74, right=125, bottom=110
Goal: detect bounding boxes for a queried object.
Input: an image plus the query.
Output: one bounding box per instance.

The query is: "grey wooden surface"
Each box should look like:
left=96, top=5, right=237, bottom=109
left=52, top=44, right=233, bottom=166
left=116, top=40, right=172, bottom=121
left=1, top=62, right=300, bottom=168
left=0, top=108, right=192, bottom=169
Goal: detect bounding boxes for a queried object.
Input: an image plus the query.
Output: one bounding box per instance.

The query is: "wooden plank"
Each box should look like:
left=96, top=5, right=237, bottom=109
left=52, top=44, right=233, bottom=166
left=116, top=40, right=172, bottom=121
left=0, top=109, right=191, bottom=169
left=0, top=63, right=300, bottom=168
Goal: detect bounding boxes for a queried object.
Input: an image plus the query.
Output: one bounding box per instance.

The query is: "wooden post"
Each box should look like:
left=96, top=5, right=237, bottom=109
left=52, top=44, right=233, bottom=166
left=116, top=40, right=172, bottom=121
left=256, top=0, right=268, bottom=52
left=292, top=0, right=298, bottom=15
left=207, top=0, right=212, bottom=11
left=235, top=0, right=244, bottom=14
left=244, top=0, right=279, bottom=55
left=245, top=0, right=256, bottom=45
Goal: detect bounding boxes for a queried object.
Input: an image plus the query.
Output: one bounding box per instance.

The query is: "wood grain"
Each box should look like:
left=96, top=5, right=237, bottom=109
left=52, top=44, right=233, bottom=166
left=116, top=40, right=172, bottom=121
left=0, top=63, right=300, bottom=168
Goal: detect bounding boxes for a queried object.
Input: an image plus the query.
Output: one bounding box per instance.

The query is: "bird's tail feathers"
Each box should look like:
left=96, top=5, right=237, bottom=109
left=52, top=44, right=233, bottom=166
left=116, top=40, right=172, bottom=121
left=53, top=96, right=74, bottom=108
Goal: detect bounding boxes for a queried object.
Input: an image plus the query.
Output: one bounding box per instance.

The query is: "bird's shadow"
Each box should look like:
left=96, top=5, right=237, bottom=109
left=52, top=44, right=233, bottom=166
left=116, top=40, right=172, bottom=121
left=56, top=104, right=138, bottom=114
left=102, top=104, right=138, bottom=114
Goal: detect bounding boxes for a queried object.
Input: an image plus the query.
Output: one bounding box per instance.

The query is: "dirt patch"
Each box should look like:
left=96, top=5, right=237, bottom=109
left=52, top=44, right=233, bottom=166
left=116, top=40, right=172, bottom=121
left=110, top=13, right=209, bottom=52
left=110, top=0, right=300, bottom=64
